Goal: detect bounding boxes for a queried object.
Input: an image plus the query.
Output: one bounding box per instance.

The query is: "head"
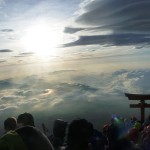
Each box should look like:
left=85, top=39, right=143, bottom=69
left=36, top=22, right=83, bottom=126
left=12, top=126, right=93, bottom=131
left=103, top=124, right=109, bottom=136
left=131, top=116, right=137, bottom=122
left=53, top=119, right=67, bottom=138
left=17, top=112, right=35, bottom=128
left=134, top=122, right=141, bottom=131
left=67, top=119, right=93, bottom=150
left=4, top=117, right=17, bottom=132
left=128, top=128, right=139, bottom=142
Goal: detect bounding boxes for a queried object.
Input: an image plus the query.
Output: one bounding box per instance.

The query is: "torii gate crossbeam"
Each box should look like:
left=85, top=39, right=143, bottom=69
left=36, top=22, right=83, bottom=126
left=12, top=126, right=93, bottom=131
left=125, top=93, right=150, bottom=123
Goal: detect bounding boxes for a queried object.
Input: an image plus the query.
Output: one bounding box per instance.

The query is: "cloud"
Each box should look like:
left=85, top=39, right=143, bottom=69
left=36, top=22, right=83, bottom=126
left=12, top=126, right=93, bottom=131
left=39, top=89, right=54, bottom=98
left=20, top=52, right=34, bottom=55
left=1, top=69, right=150, bottom=101
left=108, top=69, right=150, bottom=94
left=76, top=0, right=150, bottom=32
left=1, top=69, right=150, bottom=110
left=1, top=29, right=14, bottom=32
left=1, top=95, right=20, bottom=102
left=0, top=105, right=18, bottom=112
left=0, top=79, right=15, bottom=89
left=0, top=60, right=6, bottom=63
left=64, top=0, right=150, bottom=48
left=127, top=70, right=150, bottom=93
left=49, top=70, right=76, bottom=74
left=55, top=82, right=98, bottom=94
left=14, top=90, right=33, bottom=97
left=0, top=0, right=5, bottom=5
left=63, top=33, right=150, bottom=47
left=0, top=74, right=99, bottom=114
left=0, top=49, right=13, bottom=53
left=64, top=27, right=84, bottom=34
left=14, top=52, right=35, bottom=57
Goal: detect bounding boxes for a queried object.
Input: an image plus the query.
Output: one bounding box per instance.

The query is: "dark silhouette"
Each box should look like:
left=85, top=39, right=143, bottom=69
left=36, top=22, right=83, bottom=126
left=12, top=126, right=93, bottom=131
left=0, top=113, right=149, bottom=150
left=16, top=126, right=54, bottom=150
left=42, top=123, right=50, bottom=136
left=142, top=125, right=150, bottom=150
left=65, top=118, right=92, bottom=150
left=107, top=117, right=119, bottom=150
left=125, top=93, right=150, bottom=123
left=113, top=138, right=134, bottom=150
left=49, top=119, right=67, bottom=150
left=17, top=112, right=35, bottom=127
left=0, top=126, right=54, bottom=150
left=88, top=122, right=108, bottom=150
left=4, top=117, right=17, bottom=133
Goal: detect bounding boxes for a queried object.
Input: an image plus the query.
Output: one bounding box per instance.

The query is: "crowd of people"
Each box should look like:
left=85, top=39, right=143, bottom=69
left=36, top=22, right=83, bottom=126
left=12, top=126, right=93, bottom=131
left=0, top=112, right=150, bottom=150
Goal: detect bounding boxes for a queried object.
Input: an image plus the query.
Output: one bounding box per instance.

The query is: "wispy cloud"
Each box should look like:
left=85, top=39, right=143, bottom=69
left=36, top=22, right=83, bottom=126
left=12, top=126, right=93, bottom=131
left=1, top=95, right=20, bottom=102
left=0, top=60, right=6, bottom=63
left=63, top=34, right=150, bottom=47
left=49, top=70, right=76, bottom=75
left=0, top=0, right=5, bottom=5
left=14, top=52, right=35, bottom=58
left=76, top=0, right=150, bottom=32
left=0, top=49, right=13, bottom=53
left=0, top=79, right=15, bottom=89
left=64, top=0, right=150, bottom=48
left=1, top=29, right=14, bottom=32
left=64, top=27, right=84, bottom=34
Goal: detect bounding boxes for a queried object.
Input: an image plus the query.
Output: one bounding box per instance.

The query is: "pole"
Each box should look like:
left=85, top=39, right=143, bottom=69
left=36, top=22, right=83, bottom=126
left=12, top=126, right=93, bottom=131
left=141, top=100, right=145, bottom=123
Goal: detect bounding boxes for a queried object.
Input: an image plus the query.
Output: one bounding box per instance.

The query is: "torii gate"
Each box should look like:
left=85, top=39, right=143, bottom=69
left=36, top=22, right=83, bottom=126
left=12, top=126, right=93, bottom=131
left=125, top=93, right=150, bottom=123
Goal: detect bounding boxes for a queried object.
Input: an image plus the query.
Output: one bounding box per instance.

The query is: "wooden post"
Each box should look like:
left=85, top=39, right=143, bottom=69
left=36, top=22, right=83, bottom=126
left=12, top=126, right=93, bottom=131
left=125, top=93, right=150, bottom=123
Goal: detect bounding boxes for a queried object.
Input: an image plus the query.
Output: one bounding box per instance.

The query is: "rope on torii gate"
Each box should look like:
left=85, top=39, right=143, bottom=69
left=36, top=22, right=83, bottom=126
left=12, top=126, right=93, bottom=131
left=125, top=93, right=150, bottom=123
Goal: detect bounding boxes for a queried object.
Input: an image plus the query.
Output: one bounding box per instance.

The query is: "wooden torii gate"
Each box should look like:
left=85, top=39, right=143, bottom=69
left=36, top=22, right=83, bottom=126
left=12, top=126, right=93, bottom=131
left=125, top=93, right=150, bottom=123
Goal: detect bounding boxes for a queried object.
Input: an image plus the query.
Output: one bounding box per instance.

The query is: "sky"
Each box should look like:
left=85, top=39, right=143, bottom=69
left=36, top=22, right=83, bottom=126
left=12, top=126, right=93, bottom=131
left=0, top=0, right=150, bottom=134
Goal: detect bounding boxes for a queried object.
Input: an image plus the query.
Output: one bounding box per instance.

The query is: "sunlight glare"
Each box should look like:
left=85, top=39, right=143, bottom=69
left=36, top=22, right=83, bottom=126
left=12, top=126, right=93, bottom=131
left=21, top=22, right=62, bottom=56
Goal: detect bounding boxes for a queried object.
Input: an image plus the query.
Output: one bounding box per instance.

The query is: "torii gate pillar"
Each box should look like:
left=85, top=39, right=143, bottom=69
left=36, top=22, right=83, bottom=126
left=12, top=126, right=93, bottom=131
left=125, top=93, right=150, bottom=123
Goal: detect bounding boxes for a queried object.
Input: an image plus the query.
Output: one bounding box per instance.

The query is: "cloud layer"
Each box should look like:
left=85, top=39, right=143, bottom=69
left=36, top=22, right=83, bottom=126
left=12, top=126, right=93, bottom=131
left=76, top=0, right=150, bottom=32
left=64, top=0, right=150, bottom=47
left=64, top=33, right=150, bottom=47
left=0, top=68, right=150, bottom=129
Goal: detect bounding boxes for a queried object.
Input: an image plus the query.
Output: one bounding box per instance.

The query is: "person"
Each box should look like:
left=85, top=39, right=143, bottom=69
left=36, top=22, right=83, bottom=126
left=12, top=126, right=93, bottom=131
left=143, top=115, right=150, bottom=127
left=113, top=137, right=142, bottom=150
left=4, top=117, right=17, bottom=133
left=102, top=124, right=110, bottom=150
left=49, top=119, right=67, bottom=150
left=141, top=125, right=150, bottom=150
left=107, top=116, right=119, bottom=150
left=0, top=125, right=54, bottom=150
left=88, top=123, right=108, bottom=150
left=65, top=118, right=93, bottom=150
left=17, top=112, right=35, bottom=127
left=130, top=116, right=137, bottom=127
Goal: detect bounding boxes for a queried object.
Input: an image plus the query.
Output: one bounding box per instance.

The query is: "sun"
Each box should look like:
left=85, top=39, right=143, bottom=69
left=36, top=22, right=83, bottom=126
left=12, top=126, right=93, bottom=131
left=21, top=22, right=62, bottom=56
